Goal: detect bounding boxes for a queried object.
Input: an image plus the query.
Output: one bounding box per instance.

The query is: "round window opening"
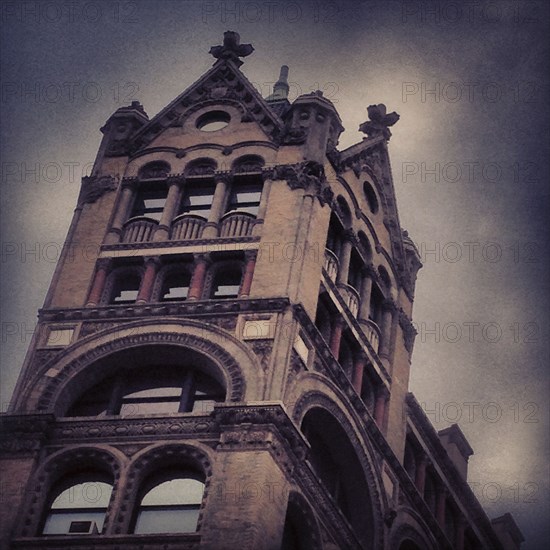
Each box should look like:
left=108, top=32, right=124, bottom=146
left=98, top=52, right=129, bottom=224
left=196, top=110, right=231, bottom=132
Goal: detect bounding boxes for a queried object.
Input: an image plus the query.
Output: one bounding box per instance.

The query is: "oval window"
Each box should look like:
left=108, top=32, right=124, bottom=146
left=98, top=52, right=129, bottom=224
left=196, top=110, right=231, bottom=132
left=363, top=181, right=379, bottom=214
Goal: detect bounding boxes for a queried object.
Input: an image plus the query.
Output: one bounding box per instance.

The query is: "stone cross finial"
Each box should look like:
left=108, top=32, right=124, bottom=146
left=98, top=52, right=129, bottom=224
left=209, top=31, right=254, bottom=66
left=359, top=103, right=400, bottom=140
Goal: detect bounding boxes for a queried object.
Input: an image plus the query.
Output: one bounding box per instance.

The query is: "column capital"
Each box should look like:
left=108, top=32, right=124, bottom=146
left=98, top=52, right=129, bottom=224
left=166, top=174, right=186, bottom=187
left=120, top=176, right=138, bottom=189
left=244, top=249, right=258, bottom=262
left=214, top=170, right=233, bottom=184
left=143, top=255, right=162, bottom=267
left=342, top=228, right=357, bottom=244
left=96, top=257, right=112, bottom=271
left=382, top=298, right=398, bottom=312
left=361, top=263, right=377, bottom=278
left=193, top=252, right=212, bottom=265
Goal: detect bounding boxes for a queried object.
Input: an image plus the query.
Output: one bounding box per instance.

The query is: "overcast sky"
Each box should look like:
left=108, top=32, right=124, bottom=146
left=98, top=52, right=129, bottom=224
left=1, top=0, right=548, bottom=546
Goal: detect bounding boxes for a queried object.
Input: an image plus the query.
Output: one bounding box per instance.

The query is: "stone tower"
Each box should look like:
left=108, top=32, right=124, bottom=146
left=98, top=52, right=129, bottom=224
left=0, top=32, right=523, bottom=550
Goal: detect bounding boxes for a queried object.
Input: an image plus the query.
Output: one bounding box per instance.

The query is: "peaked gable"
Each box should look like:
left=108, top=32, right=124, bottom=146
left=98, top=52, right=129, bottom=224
left=129, top=59, right=284, bottom=154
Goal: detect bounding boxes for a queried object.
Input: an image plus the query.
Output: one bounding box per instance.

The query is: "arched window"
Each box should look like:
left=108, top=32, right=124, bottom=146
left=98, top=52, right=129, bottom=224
left=184, top=158, right=217, bottom=177
left=301, top=408, right=374, bottom=543
left=357, top=231, right=373, bottom=263
left=326, top=213, right=344, bottom=259
left=232, top=155, right=265, bottom=174
left=138, top=161, right=171, bottom=180
left=42, top=472, right=113, bottom=535
left=132, top=469, right=204, bottom=534
left=67, top=365, right=225, bottom=417
left=335, top=196, right=352, bottom=228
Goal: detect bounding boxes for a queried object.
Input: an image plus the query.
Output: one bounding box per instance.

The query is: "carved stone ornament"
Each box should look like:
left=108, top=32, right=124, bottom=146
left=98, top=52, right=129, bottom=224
left=399, top=309, right=418, bottom=353
left=359, top=103, right=400, bottom=141
left=209, top=31, right=254, bottom=66
left=77, top=175, right=117, bottom=206
left=272, top=161, right=333, bottom=206
left=281, top=127, right=308, bottom=145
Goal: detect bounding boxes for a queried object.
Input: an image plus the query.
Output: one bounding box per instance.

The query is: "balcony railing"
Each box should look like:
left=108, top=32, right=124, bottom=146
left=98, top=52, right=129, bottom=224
left=170, top=213, right=207, bottom=240
left=324, top=248, right=339, bottom=283
left=122, top=217, right=158, bottom=243
left=337, top=283, right=360, bottom=318
left=219, top=211, right=256, bottom=238
left=359, top=318, right=381, bottom=354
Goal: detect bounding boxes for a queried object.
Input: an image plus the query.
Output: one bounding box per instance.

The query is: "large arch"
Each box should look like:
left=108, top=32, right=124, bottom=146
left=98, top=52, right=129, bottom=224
left=16, top=319, right=263, bottom=414
left=290, top=385, right=386, bottom=548
left=389, top=509, right=439, bottom=550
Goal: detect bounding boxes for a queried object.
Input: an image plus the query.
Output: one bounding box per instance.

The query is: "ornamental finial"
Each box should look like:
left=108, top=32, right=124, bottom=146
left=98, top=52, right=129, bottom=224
left=359, top=104, right=400, bottom=140
left=209, top=31, right=254, bottom=66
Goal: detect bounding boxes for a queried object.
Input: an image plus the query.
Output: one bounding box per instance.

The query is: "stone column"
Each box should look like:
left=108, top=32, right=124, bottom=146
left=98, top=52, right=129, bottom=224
left=104, top=178, right=135, bottom=244
left=415, top=453, right=428, bottom=496
left=358, top=264, right=375, bottom=322
left=456, top=515, right=466, bottom=550
left=379, top=299, right=396, bottom=359
left=202, top=172, right=231, bottom=238
left=336, top=230, right=354, bottom=285
left=239, top=251, right=257, bottom=298
left=136, top=256, right=160, bottom=304
left=436, top=486, right=447, bottom=528
left=86, top=259, right=111, bottom=306
left=187, top=254, right=210, bottom=301
left=153, top=176, right=184, bottom=241
left=351, top=353, right=367, bottom=394
left=329, top=315, right=345, bottom=358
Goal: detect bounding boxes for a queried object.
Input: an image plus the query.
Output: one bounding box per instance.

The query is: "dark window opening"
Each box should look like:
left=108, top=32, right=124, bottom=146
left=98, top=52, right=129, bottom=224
left=211, top=267, right=242, bottom=299
left=179, top=182, right=216, bottom=219
left=369, top=285, right=384, bottom=325
left=161, top=272, right=191, bottom=301
left=348, top=249, right=363, bottom=291
left=67, top=367, right=224, bottom=418
left=131, top=186, right=168, bottom=222
left=226, top=181, right=263, bottom=216
left=110, top=273, right=141, bottom=304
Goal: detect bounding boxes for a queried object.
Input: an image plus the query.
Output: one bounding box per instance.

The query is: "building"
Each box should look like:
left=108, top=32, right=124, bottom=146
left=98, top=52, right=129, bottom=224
left=0, top=32, right=524, bottom=550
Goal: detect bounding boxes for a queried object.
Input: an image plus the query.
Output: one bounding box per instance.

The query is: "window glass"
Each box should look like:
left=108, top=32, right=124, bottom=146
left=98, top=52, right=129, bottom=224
left=43, top=480, right=112, bottom=535
left=134, top=478, right=204, bottom=534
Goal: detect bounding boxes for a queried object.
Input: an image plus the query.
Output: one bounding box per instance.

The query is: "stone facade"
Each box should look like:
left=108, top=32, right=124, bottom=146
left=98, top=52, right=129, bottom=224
left=0, top=32, right=523, bottom=550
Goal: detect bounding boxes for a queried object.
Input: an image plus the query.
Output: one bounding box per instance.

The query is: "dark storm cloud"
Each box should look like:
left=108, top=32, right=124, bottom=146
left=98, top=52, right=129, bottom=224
left=1, top=0, right=548, bottom=546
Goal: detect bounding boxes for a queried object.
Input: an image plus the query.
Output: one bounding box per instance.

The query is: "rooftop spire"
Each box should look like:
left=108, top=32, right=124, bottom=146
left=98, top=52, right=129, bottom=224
left=266, top=65, right=290, bottom=102
left=209, top=31, right=254, bottom=66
